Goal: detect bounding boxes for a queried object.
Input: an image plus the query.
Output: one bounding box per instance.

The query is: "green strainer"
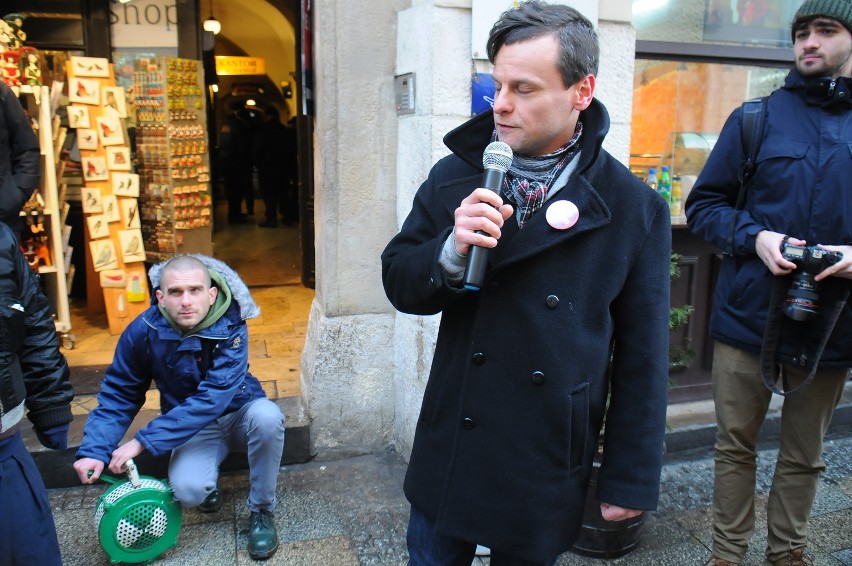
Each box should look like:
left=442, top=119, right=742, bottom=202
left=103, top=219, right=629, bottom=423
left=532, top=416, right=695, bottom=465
left=93, top=459, right=182, bottom=565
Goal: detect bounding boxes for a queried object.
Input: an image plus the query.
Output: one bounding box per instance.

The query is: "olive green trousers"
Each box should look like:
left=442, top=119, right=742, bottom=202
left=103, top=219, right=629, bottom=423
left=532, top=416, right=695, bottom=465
left=709, top=341, right=848, bottom=563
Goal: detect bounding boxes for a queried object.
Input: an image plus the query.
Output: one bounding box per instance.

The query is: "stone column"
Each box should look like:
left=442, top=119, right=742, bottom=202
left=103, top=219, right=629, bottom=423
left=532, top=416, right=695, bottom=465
left=303, top=0, right=403, bottom=453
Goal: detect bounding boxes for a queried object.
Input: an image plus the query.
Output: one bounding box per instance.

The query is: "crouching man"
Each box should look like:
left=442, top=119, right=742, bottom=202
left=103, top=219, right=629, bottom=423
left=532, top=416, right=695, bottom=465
left=73, top=255, right=285, bottom=561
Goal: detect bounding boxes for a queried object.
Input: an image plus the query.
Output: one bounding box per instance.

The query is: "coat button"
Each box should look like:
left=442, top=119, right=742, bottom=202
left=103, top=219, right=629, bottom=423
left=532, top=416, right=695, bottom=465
left=545, top=295, right=559, bottom=308
left=462, top=417, right=476, bottom=430
left=488, top=281, right=499, bottom=291
left=532, top=371, right=545, bottom=385
left=472, top=352, right=486, bottom=365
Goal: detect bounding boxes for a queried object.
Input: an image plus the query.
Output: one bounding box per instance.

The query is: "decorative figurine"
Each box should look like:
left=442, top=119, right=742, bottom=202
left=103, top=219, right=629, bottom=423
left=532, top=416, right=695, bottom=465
left=20, top=47, right=41, bottom=86
left=2, top=49, right=21, bottom=88
left=3, top=13, right=26, bottom=50
left=0, top=19, right=13, bottom=52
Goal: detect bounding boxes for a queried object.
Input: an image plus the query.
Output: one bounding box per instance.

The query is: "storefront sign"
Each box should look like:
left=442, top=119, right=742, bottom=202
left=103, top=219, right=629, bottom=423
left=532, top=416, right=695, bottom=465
left=215, top=56, right=267, bottom=76
left=110, top=0, right=178, bottom=48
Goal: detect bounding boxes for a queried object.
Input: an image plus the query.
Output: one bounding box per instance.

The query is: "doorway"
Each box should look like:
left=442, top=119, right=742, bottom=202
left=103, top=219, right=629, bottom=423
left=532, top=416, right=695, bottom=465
left=201, top=0, right=312, bottom=290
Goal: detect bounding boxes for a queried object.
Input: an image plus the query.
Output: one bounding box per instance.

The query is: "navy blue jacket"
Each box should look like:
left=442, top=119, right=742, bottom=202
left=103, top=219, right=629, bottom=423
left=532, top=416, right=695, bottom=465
left=77, top=256, right=267, bottom=462
left=686, top=70, right=851, bottom=366
left=382, top=101, right=671, bottom=561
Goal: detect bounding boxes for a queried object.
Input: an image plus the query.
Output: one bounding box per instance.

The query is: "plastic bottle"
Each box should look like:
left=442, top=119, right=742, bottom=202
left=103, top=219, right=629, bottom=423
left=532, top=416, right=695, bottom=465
left=658, top=166, right=672, bottom=203
left=670, top=175, right=683, bottom=216
left=646, top=168, right=658, bottom=192
left=117, top=292, right=127, bottom=319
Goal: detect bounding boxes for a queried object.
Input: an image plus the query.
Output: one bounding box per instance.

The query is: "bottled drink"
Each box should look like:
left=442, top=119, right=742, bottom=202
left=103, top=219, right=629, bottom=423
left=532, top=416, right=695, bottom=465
left=658, top=166, right=672, bottom=203
left=646, top=168, right=658, bottom=192
left=670, top=175, right=683, bottom=216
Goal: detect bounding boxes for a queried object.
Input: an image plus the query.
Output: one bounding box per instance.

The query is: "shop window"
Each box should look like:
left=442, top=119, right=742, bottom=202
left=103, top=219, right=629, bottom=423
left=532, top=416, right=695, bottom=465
left=629, top=60, right=787, bottom=199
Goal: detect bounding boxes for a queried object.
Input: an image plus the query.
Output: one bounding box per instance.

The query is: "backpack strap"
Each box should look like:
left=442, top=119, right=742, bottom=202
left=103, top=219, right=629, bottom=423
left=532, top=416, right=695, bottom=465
left=725, top=96, right=768, bottom=256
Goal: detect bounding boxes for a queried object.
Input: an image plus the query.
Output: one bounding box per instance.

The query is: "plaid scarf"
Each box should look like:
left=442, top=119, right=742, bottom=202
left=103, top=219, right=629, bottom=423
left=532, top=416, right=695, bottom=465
left=495, top=122, right=583, bottom=228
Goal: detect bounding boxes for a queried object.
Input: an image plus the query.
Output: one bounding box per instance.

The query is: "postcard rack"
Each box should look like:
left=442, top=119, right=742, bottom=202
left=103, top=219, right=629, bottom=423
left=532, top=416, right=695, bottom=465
left=66, top=56, right=150, bottom=335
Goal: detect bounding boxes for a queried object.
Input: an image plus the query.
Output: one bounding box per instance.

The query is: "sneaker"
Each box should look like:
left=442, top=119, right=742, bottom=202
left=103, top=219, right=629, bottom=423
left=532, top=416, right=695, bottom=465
left=198, top=488, right=222, bottom=513
left=247, top=510, right=279, bottom=560
left=704, top=557, right=739, bottom=566
left=772, top=547, right=814, bottom=566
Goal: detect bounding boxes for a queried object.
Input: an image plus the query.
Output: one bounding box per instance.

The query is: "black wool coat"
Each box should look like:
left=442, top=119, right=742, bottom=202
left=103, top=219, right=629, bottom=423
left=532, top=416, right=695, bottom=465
left=382, top=100, right=671, bottom=562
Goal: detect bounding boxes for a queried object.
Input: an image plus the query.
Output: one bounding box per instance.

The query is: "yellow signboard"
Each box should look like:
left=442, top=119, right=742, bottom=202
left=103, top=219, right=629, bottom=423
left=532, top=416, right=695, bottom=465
left=215, top=56, right=266, bottom=76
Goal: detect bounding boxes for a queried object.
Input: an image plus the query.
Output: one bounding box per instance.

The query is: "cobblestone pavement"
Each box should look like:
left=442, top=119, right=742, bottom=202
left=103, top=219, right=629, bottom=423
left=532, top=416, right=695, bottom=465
left=50, top=431, right=852, bottom=566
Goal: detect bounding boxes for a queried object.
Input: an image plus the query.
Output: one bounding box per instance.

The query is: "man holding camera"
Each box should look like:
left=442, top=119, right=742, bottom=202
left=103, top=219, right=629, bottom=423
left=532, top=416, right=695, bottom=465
left=686, top=1, right=852, bottom=565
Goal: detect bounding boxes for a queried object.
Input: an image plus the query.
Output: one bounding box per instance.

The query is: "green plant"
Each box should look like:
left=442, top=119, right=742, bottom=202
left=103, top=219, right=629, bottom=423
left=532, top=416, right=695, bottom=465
left=669, top=253, right=695, bottom=371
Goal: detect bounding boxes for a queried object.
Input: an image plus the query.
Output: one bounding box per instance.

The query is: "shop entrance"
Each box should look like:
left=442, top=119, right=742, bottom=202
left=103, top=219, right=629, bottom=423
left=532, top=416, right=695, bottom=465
left=202, top=0, right=315, bottom=290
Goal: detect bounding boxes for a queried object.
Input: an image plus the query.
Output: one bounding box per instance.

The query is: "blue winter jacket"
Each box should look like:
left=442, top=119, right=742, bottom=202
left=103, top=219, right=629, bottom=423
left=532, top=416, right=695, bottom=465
left=76, top=256, right=266, bottom=462
left=686, top=70, right=851, bottom=367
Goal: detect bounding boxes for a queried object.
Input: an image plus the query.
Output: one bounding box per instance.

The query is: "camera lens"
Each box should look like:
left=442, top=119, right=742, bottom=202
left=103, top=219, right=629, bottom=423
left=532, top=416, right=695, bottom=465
left=783, top=271, right=820, bottom=321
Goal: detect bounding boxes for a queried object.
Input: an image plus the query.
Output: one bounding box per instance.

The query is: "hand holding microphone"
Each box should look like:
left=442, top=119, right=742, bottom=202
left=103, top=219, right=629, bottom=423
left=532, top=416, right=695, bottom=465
left=461, top=142, right=513, bottom=291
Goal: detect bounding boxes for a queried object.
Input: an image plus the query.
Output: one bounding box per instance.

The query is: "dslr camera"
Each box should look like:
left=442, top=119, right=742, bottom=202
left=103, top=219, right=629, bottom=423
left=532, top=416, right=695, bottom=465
left=780, top=242, right=843, bottom=321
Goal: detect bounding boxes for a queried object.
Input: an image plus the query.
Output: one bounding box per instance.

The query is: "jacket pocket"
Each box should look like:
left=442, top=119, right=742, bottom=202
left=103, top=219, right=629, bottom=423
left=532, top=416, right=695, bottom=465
left=569, top=381, right=589, bottom=474
left=756, top=139, right=808, bottom=163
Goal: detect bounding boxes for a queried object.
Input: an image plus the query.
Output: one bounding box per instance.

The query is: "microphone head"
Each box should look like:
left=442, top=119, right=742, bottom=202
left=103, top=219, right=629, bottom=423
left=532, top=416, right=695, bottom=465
left=483, top=141, right=513, bottom=173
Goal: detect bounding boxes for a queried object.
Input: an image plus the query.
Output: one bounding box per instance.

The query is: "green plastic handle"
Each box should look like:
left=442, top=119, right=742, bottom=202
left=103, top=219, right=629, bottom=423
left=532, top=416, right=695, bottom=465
left=87, top=470, right=119, bottom=485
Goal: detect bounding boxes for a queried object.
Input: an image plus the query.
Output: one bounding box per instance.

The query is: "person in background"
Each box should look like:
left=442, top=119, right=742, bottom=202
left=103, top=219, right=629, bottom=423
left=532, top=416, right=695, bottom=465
left=0, top=219, right=74, bottom=566
left=72, top=254, right=285, bottom=561
left=381, top=2, right=671, bottom=564
left=238, top=105, right=262, bottom=218
left=219, top=102, right=254, bottom=224
left=0, top=80, right=40, bottom=235
left=686, top=1, right=852, bottom=564
left=253, top=106, right=297, bottom=228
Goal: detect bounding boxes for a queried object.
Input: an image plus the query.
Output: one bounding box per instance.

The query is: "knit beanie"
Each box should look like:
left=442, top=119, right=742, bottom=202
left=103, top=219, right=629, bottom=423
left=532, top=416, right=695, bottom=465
left=791, top=0, right=852, bottom=39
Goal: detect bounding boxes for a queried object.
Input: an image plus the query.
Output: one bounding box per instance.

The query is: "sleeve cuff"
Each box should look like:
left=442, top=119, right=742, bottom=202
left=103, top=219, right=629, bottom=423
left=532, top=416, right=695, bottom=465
left=439, top=231, right=466, bottom=284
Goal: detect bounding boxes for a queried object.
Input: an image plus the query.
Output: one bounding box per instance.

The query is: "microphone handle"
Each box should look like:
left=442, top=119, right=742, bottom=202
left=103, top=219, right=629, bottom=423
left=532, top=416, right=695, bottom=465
left=462, top=167, right=506, bottom=291
left=463, top=236, right=490, bottom=290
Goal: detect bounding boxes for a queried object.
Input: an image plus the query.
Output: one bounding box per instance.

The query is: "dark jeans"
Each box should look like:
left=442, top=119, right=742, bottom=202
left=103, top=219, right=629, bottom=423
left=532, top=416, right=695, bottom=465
left=406, top=505, right=557, bottom=566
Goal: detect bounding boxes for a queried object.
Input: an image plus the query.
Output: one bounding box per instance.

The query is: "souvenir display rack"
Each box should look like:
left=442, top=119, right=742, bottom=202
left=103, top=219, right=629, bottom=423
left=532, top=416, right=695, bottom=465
left=133, top=56, right=212, bottom=262
left=65, top=56, right=151, bottom=335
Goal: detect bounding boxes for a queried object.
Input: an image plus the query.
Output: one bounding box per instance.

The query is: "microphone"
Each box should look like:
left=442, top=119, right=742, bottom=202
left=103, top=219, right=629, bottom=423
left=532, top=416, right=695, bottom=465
left=462, top=141, right=513, bottom=291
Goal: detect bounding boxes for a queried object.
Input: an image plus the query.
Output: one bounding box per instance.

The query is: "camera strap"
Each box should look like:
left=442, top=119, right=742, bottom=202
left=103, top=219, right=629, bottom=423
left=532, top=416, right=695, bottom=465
left=760, top=278, right=849, bottom=396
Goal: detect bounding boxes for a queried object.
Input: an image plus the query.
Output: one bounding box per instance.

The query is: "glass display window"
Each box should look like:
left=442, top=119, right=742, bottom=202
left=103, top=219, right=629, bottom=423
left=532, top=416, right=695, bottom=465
left=629, top=60, right=788, bottom=212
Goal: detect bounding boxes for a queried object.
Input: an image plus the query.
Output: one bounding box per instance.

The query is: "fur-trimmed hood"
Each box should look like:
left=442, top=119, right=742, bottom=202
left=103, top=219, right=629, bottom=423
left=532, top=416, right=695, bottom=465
left=147, top=254, right=260, bottom=321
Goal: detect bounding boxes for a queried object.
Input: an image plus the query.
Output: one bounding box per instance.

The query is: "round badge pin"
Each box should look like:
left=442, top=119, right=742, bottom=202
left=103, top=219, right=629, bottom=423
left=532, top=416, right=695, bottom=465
left=545, top=200, right=579, bottom=230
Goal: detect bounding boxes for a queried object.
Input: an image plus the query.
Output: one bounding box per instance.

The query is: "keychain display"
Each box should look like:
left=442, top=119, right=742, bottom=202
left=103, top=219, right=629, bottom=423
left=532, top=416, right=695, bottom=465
left=134, top=57, right=211, bottom=261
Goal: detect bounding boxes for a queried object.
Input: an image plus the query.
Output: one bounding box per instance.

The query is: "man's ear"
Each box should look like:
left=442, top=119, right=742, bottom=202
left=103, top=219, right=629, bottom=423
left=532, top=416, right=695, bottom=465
left=155, top=289, right=164, bottom=304
left=209, top=286, right=218, bottom=305
left=573, top=74, right=596, bottom=111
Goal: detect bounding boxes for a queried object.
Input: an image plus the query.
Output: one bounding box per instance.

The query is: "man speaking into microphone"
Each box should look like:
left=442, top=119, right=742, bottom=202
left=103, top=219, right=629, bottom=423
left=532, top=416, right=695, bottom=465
left=381, top=2, right=671, bottom=564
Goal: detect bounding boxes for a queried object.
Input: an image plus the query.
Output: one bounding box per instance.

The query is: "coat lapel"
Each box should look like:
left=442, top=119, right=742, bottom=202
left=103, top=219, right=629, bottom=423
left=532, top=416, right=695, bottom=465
left=435, top=167, right=612, bottom=275
left=493, top=174, right=611, bottom=269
